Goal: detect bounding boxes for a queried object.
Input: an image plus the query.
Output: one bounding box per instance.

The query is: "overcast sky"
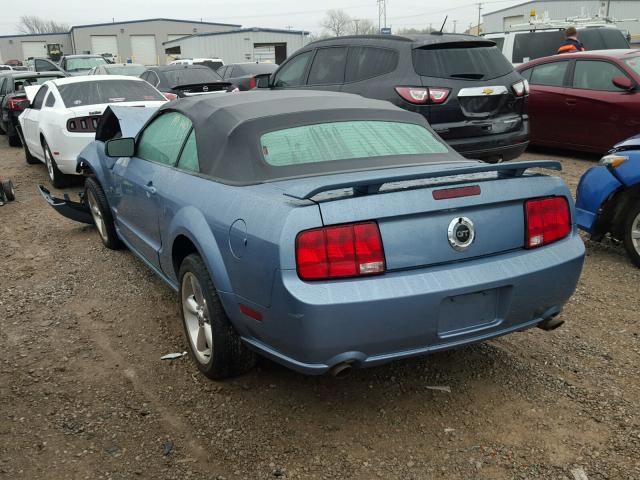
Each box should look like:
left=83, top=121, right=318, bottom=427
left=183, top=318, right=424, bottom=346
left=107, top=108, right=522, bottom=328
left=0, top=0, right=523, bottom=35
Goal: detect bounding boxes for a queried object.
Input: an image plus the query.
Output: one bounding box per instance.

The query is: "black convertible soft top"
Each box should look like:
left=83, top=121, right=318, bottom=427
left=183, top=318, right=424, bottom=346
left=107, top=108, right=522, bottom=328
left=151, top=90, right=457, bottom=185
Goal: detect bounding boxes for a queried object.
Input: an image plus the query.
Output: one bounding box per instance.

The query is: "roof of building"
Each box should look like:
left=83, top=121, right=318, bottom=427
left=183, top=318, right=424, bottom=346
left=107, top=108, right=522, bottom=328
left=0, top=18, right=241, bottom=39
left=162, top=27, right=309, bottom=45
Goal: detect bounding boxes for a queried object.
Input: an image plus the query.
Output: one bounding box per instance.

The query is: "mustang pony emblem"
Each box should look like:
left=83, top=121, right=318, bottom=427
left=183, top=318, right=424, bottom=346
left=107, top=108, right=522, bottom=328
left=482, top=87, right=494, bottom=95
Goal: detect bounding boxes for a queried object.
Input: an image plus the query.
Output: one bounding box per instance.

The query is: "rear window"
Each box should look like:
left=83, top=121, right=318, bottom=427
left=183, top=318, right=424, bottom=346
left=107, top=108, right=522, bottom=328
left=260, top=121, right=448, bottom=167
left=105, top=66, right=146, bottom=76
left=512, top=28, right=629, bottom=63
left=413, top=45, right=513, bottom=80
left=234, top=63, right=278, bottom=76
left=57, top=80, right=165, bottom=107
left=164, top=68, right=223, bottom=86
left=194, top=60, right=224, bottom=70
left=14, top=75, right=60, bottom=89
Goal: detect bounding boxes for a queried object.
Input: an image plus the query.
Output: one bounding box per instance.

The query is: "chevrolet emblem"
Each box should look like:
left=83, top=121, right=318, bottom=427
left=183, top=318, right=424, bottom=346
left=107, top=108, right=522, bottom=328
left=482, top=87, right=494, bottom=95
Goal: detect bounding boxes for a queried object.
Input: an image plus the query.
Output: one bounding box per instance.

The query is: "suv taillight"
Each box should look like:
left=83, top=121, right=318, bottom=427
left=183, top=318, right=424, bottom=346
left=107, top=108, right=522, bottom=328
left=395, top=86, right=450, bottom=105
left=7, top=97, right=29, bottom=111
left=525, top=197, right=571, bottom=249
left=163, top=92, right=178, bottom=101
left=512, top=79, right=529, bottom=97
left=296, top=222, right=386, bottom=280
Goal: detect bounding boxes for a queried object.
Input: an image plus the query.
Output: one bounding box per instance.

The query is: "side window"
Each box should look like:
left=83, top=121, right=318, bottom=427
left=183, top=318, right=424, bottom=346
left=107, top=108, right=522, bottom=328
left=44, top=91, right=56, bottom=108
left=492, top=37, right=505, bottom=53
left=35, top=59, right=57, bottom=72
left=31, top=86, right=49, bottom=110
left=225, top=66, right=234, bottom=79
left=307, top=47, right=347, bottom=85
left=177, top=130, right=199, bottom=172
left=0, top=78, right=6, bottom=95
left=519, top=68, right=532, bottom=81
left=529, top=61, right=568, bottom=87
left=345, top=47, right=398, bottom=83
left=137, top=112, right=192, bottom=166
left=217, top=66, right=227, bottom=78
left=512, top=31, right=563, bottom=63
left=573, top=60, right=627, bottom=92
left=151, top=72, right=161, bottom=87
left=272, top=51, right=313, bottom=87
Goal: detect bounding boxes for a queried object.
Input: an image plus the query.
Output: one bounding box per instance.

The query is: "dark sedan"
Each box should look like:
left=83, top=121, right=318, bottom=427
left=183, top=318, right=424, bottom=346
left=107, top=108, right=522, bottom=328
left=517, top=49, right=640, bottom=154
left=0, top=71, right=65, bottom=146
left=140, top=65, right=234, bottom=99
left=217, top=62, right=278, bottom=90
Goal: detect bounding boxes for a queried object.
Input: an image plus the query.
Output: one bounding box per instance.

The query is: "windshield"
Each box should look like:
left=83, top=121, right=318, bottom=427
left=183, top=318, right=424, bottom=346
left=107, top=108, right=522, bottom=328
left=66, top=57, right=108, bottom=72
left=106, top=66, right=147, bottom=76
left=164, top=68, right=223, bottom=86
left=260, top=121, right=448, bottom=167
left=57, top=80, right=165, bottom=107
left=624, top=56, right=640, bottom=76
left=413, top=45, right=513, bottom=80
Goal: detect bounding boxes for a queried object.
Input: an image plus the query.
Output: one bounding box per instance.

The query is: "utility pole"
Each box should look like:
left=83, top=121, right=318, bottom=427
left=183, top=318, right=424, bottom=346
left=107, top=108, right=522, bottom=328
left=606, top=0, right=611, bottom=17
left=378, top=0, right=387, bottom=33
left=453, top=19, right=458, bottom=32
left=353, top=18, right=360, bottom=35
left=477, top=2, right=482, bottom=34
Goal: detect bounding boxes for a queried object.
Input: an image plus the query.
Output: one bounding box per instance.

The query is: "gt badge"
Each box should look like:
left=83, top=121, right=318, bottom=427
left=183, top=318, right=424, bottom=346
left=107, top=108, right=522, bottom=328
left=448, top=217, right=475, bottom=251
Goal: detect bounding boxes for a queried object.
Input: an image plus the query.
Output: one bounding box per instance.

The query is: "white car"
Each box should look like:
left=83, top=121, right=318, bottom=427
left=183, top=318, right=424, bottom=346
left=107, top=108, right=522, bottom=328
left=19, top=75, right=167, bottom=187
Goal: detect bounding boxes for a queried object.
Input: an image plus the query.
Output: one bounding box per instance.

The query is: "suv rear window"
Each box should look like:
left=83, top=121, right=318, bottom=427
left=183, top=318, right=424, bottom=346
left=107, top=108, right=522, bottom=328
left=260, top=121, right=448, bottom=166
left=413, top=45, right=513, bottom=80
left=57, top=80, right=165, bottom=107
left=164, top=68, right=223, bottom=86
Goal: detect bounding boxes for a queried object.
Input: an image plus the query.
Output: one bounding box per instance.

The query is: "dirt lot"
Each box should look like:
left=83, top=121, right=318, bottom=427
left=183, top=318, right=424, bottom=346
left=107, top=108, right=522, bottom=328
left=0, top=138, right=639, bottom=480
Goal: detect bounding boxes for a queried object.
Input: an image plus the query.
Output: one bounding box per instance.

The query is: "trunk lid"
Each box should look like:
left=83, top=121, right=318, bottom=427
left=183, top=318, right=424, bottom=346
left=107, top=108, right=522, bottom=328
left=279, top=161, right=567, bottom=270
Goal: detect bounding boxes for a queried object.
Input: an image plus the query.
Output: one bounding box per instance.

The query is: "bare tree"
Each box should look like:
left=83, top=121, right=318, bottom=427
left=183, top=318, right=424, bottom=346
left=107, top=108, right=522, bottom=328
left=349, top=18, right=377, bottom=35
left=17, top=15, right=69, bottom=34
left=396, top=27, right=434, bottom=35
left=321, top=9, right=352, bottom=37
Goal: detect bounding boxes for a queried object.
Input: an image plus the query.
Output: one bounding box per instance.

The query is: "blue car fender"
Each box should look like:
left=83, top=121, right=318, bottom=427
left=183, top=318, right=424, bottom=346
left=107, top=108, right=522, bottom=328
left=77, top=142, right=114, bottom=188
left=161, top=205, right=234, bottom=296
left=575, top=165, right=623, bottom=234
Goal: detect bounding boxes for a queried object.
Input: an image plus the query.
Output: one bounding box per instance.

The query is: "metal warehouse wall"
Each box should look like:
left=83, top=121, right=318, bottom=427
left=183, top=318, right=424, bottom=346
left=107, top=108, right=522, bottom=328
left=484, top=0, right=640, bottom=34
left=171, top=31, right=308, bottom=64
left=70, top=20, right=238, bottom=65
left=0, top=33, right=70, bottom=63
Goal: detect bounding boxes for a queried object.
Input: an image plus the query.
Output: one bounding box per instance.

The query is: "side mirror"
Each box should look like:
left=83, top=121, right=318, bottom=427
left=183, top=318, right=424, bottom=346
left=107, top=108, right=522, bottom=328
left=254, top=73, right=271, bottom=89
left=105, top=137, right=135, bottom=157
left=612, top=76, right=634, bottom=91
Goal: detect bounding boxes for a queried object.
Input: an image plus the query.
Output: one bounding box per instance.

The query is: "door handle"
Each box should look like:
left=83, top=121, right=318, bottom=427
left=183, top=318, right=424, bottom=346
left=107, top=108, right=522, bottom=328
left=565, top=99, right=577, bottom=106
left=143, top=182, right=156, bottom=195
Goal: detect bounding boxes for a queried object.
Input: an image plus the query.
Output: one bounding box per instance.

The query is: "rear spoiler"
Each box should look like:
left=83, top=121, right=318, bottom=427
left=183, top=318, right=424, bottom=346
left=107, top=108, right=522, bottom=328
left=283, top=160, right=562, bottom=200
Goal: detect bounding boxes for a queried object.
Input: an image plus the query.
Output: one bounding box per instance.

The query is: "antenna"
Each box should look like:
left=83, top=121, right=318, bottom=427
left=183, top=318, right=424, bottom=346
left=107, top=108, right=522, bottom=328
left=439, top=15, right=448, bottom=34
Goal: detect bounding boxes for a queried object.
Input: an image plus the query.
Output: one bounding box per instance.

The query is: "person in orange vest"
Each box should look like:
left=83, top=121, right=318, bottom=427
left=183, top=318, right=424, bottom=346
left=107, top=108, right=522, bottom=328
left=557, top=27, right=586, bottom=54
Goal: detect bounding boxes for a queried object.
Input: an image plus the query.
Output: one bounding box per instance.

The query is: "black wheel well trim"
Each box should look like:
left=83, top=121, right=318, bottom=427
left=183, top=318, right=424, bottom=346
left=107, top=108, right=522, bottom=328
left=171, top=234, right=203, bottom=282
left=596, top=184, right=640, bottom=239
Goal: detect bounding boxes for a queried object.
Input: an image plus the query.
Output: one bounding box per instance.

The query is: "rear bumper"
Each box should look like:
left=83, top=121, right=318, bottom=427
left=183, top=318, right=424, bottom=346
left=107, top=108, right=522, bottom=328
left=230, top=234, right=585, bottom=375
left=443, top=121, right=530, bottom=162
left=49, top=132, right=94, bottom=175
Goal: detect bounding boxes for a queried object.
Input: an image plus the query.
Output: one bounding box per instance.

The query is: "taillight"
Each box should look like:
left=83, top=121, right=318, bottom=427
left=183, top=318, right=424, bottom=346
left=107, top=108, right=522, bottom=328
left=248, top=77, right=257, bottom=89
left=7, top=98, right=29, bottom=111
left=296, top=221, right=386, bottom=280
left=525, top=197, right=571, bottom=249
left=66, top=116, right=99, bottom=133
left=512, top=80, right=529, bottom=97
left=163, top=92, right=178, bottom=101
left=395, top=86, right=450, bottom=105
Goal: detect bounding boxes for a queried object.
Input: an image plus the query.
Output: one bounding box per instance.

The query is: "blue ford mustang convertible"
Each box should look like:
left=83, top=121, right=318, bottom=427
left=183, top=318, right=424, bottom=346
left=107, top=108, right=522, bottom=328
left=40, top=91, right=585, bottom=378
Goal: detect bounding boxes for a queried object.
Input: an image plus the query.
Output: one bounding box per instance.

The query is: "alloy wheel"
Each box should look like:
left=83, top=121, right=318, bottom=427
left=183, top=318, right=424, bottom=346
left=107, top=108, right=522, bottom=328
left=44, top=147, right=54, bottom=182
left=86, top=189, right=107, bottom=242
left=181, top=272, right=213, bottom=365
left=631, top=212, right=640, bottom=255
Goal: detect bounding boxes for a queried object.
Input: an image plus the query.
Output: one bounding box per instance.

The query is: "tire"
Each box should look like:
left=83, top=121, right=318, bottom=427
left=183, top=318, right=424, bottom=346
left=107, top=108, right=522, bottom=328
left=18, top=128, right=38, bottom=165
left=8, top=133, right=21, bottom=147
left=622, top=201, right=640, bottom=268
left=178, top=253, right=256, bottom=379
left=1, top=180, right=15, bottom=201
left=42, top=139, right=73, bottom=188
left=84, top=176, right=123, bottom=250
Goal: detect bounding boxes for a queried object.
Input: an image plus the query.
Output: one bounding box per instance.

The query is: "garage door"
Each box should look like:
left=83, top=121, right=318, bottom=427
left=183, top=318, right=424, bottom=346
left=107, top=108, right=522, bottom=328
left=131, top=35, right=157, bottom=65
left=253, top=45, right=276, bottom=63
left=91, top=35, right=119, bottom=61
left=22, top=41, right=47, bottom=60
left=503, top=15, right=524, bottom=30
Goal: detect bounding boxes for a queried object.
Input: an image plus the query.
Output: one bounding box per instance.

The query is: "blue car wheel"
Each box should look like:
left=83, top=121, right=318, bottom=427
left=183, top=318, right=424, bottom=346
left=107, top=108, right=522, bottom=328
left=178, top=253, right=256, bottom=379
left=623, top=202, right=640, bottom=267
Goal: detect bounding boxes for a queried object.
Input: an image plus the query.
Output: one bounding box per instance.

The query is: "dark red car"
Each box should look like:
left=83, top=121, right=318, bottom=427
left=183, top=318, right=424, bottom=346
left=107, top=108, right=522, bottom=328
left=517, top=49, right=640, bottom=154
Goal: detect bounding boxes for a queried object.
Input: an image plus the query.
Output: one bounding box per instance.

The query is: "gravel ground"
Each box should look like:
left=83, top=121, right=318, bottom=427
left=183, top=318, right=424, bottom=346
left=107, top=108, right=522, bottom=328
left=1, top=138, right=639, bottom=480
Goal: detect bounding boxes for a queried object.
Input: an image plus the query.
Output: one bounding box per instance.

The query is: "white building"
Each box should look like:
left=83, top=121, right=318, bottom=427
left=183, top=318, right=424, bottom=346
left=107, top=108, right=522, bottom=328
left=163, top=28, right=310, bottom=65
